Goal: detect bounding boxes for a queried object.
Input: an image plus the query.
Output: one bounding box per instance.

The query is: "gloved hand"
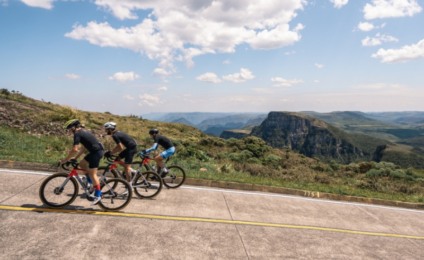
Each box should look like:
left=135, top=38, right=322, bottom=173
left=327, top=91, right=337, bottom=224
left=69, top=158, right=78, bottom=164
left=104, top=150, right=112, bottom=158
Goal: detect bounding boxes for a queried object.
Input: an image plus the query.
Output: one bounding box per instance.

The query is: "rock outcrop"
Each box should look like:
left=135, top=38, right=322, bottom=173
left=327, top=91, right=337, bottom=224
left=251, top=112, right=365, bottom=163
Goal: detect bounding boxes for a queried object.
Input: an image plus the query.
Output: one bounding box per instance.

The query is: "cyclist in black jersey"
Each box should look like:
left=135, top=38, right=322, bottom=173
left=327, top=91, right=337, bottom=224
left=103, top=122, right=138, bottom=182
left=140, top=129, right=175, bottom=177
left=60, top=119, right=104, bottom=205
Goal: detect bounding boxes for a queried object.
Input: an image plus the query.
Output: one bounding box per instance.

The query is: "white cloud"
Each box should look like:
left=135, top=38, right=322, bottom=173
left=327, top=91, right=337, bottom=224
left=361, top=33, right=398, bottom=46
left=108, top=71, right=139, bottom=82
left=358, top=22, right=375, bottom=31
left=158, top=86, right=168, bottom=91
left=138, top=93, right=161, bottom=107
left=372, top=38, right=424, bottom=62
left=66, top=0, right=307, bottom=74
left=21, top=0, right=54, bottom=9
left=153, top=67, right=173, bottom=77
left=271, top=77, right=303, bottom=87
left=197, top=72, right=222, bottom=83
left=363, top=0, right=422, bottom=20
left=330, top=0, right=349, bottom=9
left=123, top=94, right=135, bottom=100
left=223, top=68, right=255, bottom=83
left=65, top=73, right=80, bottom=80
left=314, top=63, right=324, bottom=69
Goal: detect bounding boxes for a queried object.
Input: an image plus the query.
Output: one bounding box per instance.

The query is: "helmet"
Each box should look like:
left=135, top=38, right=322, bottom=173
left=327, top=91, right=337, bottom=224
left=104, top=121, right=116, bottom=130
left=149, top=128, right=159, bottom=135
left=63, top=119, right=80, bottom=129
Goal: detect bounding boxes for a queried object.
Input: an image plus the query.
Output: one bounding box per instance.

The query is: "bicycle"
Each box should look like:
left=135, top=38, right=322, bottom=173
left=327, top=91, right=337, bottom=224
left=100, top=155, right=163, bottom=199
left=135, top=153, right=186, bottom=189
left=39, top=160, right=132, bottom=211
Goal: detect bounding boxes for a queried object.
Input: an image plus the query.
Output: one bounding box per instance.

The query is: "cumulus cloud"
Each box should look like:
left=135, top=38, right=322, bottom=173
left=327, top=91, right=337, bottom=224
left=21, top=0, right=54, bottom=9
left=223, top=68, right=255, bottom=83
left=363, top=0, right=422, bottom=20
left=123, top=94, right=135, bottom=100
left=66, top=0, right=306, bottom=74
left=362, top=33, right=398, bottom=46
left=65, top=73, right=80, bottom=80
left=108, top=71, right=139, bottom=82
left=372, top=38, right=424, bottom=63
left=271, top=77, right=303, bottom=87
left=138, top=93, right=161, bottom=106
left=358, top=22, right=375, bottom=31
left=314, top=63, right=324, bottom=69
left=197, top=72, right=222, bottom=83
left=330, top=0, right=349, bottom=9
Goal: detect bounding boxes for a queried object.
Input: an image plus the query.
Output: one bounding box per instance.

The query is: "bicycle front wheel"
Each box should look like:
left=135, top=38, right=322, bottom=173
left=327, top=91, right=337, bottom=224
left=39, top=173, right=78, bottom=208
left=163, top=165, right=186, bottom=188
left=98, top=178, right=132, bottom=211
left=133, top=171, right=163, bottom=198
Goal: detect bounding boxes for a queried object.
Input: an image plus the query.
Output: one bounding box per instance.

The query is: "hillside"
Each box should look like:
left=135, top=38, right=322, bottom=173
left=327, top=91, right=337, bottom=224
left=1, top=89, right=423, bottom=203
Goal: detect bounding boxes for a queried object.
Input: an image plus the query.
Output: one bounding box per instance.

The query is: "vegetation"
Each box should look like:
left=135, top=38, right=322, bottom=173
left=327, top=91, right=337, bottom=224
left=1, top=89, right=423, bottom=203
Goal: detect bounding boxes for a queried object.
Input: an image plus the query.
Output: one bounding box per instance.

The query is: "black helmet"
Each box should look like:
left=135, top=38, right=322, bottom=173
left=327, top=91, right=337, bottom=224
left=63, top=119, right=80, bottom=129
left=149, top=129, right=159, bottom=135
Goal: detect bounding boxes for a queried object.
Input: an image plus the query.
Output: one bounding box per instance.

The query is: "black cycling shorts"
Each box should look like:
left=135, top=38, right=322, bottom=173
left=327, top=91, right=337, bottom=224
left=118, top=147, right=137, bottom=164
left=84, top=149, right=103, bottom=168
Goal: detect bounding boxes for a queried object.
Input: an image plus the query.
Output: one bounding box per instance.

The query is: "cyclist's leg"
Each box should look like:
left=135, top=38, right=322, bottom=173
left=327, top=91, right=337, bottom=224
left=157, top=147, right=175, bottom=175
left=119, top=147, right=137, bottom=182
left=83, top=150, right=103, bottom=204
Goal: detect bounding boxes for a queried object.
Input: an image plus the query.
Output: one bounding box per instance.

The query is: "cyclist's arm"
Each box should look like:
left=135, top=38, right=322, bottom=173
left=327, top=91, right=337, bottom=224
left=111, top=143, right=125, bottom=154
left=61, top=144, right=80, bottom=163
left=145, top=143, right=158, bottom=154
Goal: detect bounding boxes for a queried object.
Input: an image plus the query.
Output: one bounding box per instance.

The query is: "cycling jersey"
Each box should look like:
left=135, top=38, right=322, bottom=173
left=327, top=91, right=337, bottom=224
left=73, top=130, right=103, bottom=153
left=112, top=131, right=137, bottom=149
left=145, top=135, right=174, bottom=154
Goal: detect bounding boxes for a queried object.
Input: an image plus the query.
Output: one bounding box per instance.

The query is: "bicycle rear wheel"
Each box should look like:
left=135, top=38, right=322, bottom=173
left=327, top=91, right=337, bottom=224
left=162, top=165, right=186, bottom=188
left=39, top=173, right=78, bottom=208
left=98, top=178, right=132, bottom=211
left=133, top=171, right=163, bottom=198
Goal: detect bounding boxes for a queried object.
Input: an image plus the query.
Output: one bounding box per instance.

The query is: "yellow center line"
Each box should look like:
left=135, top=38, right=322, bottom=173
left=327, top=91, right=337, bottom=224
left=1, top=205, right=423, bottom=240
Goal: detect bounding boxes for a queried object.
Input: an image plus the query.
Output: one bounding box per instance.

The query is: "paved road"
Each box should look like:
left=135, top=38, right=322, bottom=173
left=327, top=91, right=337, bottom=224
left=0, top=169, right=423, bottom=260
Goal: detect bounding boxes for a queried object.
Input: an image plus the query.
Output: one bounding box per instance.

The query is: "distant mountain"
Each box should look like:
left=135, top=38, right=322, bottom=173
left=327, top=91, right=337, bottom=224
left=365, top=111, right=424, bottom=126
left=143, top=112, right=235, bottom=125
left=143, top=112, right=266, bottom=136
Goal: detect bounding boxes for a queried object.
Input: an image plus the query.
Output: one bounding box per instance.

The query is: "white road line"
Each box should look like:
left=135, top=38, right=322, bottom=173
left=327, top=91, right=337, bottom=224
left=1, top=168, right=423, bottom=214
left=0, top=169, right=50, bottom=176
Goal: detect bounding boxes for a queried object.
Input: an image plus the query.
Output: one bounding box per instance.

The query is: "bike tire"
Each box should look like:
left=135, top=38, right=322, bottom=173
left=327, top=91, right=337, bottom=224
left=98, top=178, right=132, bottom=211
left=133, top=171, right=163, bottom=198
left=39, top=173, right=78, bottom=208
left=163, top=165, right=186, bottom=189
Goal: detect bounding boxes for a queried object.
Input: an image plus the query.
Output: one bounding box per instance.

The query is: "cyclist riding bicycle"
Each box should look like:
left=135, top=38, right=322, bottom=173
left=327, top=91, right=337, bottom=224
left=140, top=129, right=175, bottom=177
left=60, top=119, right=104, bottom=205
left=103, top=122, right=138, bottom=183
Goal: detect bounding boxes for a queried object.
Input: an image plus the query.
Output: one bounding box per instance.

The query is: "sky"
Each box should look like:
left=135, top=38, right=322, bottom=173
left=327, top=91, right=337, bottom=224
left=1, top=0, right=424, bottom=116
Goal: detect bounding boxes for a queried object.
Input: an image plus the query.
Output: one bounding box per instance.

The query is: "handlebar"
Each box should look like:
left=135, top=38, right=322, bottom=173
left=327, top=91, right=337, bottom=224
left=60, top=159, right=79, bottom=171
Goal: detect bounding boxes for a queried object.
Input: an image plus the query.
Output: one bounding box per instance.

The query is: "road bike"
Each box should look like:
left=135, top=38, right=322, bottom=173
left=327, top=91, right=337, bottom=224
left=100, top=156, right=163, bottom=199
left=39, top=160, right=132, bottom=211
left=134, top=153, right=186, bottom=189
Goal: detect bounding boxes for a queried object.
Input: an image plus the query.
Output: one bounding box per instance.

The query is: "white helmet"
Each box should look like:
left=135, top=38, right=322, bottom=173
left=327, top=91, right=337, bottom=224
left=104, top=121, right=116, bottom=130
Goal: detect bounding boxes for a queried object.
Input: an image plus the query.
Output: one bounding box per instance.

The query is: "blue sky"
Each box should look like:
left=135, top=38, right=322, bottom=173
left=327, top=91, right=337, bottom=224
left=1, top=0, right=423, bottom=116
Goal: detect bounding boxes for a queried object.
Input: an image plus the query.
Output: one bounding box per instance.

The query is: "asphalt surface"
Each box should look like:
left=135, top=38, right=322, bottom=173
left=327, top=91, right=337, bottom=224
left=0, top=168, right=423, bottom=260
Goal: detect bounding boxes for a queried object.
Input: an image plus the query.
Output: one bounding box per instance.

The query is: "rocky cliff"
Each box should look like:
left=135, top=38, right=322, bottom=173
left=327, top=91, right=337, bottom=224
left=250, top=112, right=365, bottom=163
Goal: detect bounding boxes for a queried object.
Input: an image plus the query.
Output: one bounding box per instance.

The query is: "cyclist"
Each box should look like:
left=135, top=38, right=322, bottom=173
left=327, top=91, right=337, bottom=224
left=140, top=129, right=175, bottom=177
left=103, top=122, right=138, bottom=183
left=60, top=119, right=104, bottom=205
